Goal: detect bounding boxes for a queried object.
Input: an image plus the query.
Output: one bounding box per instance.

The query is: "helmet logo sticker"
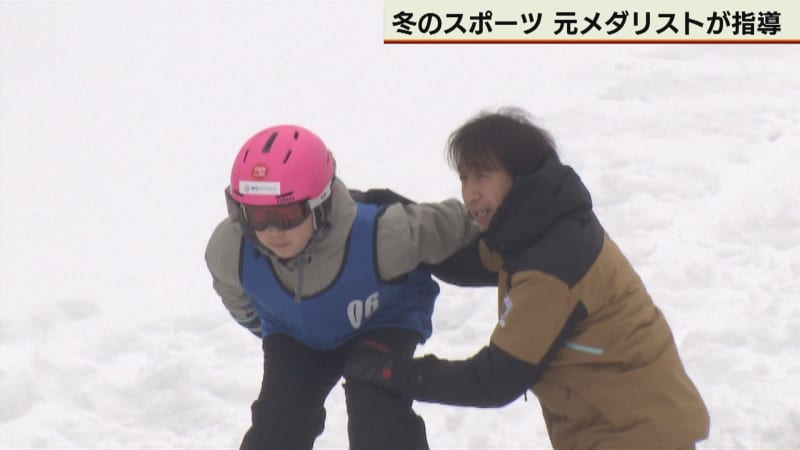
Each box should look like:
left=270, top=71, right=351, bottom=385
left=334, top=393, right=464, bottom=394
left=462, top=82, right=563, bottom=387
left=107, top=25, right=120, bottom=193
left=251, top=163, right=269, bottom=179
left=240, top=181, right=280, bottom=195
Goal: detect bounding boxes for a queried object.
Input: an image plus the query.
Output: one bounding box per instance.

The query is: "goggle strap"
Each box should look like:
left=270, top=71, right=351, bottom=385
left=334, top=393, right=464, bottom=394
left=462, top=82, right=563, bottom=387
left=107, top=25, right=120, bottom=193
left=307, top=180, right=333, bottom=210
left=308, top=180, right=334, bottom=231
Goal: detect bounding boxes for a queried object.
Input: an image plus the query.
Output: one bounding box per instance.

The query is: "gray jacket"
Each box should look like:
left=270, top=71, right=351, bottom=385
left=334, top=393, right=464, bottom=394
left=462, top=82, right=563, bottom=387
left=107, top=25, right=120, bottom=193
left=205, top=178, right=477, bottom=336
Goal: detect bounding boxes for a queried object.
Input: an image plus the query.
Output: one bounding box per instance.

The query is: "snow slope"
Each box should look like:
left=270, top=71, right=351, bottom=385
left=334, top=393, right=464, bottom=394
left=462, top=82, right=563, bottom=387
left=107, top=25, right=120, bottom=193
left=1, top=2, right=798, bottom=448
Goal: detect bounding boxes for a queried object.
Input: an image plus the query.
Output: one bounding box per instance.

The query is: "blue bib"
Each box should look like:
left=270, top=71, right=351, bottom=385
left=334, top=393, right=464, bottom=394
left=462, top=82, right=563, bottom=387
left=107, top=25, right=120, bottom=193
left=240, top=203, right=439, bottom=349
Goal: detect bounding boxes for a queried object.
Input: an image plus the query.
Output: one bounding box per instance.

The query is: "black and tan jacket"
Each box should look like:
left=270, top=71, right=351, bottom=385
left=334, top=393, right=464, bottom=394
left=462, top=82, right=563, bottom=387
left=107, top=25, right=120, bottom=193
left=407, top=157, right=710, bottom=449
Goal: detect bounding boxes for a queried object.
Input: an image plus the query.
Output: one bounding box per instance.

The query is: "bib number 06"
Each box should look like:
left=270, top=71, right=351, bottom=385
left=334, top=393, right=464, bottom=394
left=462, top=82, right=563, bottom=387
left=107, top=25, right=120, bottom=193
left=347, top=292, right=380, bottom=329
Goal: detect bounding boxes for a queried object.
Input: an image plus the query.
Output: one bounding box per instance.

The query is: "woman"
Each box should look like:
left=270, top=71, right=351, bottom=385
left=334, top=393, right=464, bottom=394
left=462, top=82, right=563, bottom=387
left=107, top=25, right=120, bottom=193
left=345, top=108, right=710, bottom=450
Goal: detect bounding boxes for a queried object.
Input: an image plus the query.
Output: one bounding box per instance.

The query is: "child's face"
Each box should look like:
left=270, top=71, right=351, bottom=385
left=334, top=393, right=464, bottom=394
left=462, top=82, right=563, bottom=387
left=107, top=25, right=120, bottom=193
left=459, top=165, right=513, bottom=232
left=254, top=215, right=315, bottom=259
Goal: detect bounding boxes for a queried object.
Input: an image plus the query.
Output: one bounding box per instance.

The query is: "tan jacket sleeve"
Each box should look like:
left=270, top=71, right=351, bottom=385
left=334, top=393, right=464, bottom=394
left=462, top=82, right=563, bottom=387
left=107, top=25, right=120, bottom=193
left=375, top=199, right=478, bottom=281
left=490, top=270, right=579, bottom=364
left=204, top=217, right=262, bottom=336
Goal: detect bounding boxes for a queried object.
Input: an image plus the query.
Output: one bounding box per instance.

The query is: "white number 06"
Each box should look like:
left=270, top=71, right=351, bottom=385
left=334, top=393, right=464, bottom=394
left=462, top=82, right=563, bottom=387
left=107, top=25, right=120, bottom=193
left=347, top=292, right=380, bottom=329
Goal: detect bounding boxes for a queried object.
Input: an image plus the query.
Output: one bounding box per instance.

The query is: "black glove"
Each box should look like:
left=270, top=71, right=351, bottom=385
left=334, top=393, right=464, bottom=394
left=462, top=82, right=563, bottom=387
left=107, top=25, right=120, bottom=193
left=344, top=339, right=416, bottom=393
left=349, top=188, right=414, bottom=206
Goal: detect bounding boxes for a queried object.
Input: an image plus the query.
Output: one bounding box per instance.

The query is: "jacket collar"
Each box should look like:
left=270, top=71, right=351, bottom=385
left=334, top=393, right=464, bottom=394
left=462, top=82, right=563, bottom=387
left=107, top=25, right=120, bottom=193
left=482, top=157, right=593, bottom=254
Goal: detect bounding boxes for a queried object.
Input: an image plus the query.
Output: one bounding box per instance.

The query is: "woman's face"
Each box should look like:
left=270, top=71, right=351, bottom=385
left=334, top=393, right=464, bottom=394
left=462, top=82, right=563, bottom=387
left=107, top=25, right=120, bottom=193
left=459, top=164, right=513, bottom=232
left=254, top=215, right=315, bottom=258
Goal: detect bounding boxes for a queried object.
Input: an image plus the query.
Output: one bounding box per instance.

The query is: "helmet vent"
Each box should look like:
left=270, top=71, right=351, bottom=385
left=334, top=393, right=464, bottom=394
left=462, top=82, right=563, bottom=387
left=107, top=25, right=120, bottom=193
left=283, top=149, right=292, bottom=164
left=293, top=131, right=299, bottom=139
left=242, top=148, right=250, bottom=163
left=262, top=131, right=279, bottom=153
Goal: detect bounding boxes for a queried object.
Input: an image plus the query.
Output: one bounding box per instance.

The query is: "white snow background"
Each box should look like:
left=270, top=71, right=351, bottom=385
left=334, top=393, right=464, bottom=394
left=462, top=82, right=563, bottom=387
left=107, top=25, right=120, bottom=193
left=1, top=2, right=799, bottom=449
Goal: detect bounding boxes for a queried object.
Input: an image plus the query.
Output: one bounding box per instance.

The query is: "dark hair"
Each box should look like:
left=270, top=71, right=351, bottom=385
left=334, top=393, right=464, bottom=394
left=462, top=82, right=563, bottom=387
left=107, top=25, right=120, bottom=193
left=446, top=107, right=558, bottom=176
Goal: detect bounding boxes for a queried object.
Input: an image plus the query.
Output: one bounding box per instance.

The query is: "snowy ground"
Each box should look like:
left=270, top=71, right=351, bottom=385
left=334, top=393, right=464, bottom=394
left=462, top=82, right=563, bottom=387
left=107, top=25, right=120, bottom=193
left=1, top=2, right=799, bottom=449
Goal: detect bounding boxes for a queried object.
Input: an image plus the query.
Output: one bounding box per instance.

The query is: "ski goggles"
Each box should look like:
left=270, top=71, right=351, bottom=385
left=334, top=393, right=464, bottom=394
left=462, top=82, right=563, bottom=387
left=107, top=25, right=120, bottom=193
left=241, top=201, right=311, bottom=231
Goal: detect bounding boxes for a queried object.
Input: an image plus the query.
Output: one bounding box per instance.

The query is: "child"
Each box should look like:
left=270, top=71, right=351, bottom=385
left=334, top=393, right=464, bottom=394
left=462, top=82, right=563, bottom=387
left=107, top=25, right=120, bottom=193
left=345, top=108, right=710, bottom=450
left=204, top=124, right=478, bottom=450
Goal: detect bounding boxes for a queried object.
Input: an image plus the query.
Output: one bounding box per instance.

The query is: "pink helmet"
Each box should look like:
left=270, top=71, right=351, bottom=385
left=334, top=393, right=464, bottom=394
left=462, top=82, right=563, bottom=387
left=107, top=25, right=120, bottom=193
left=230, top=125, right=335, bottom=207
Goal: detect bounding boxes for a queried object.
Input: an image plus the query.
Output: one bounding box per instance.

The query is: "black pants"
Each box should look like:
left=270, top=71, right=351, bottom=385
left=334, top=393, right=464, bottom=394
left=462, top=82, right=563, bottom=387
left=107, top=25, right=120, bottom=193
left=240, top=328, right=429, bottom=450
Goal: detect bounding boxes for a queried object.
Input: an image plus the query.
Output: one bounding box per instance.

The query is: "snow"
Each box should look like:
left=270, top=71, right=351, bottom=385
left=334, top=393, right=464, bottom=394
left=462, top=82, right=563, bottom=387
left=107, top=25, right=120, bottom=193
left=1, top=2, right=799, bottom=449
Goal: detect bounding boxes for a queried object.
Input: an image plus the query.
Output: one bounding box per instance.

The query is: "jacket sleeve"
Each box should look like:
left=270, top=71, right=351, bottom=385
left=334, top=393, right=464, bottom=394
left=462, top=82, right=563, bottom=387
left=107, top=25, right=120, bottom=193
left=401, top=272, right=588, bottom=406
left=205, top=218, right=262, bottom=337
left=490, top=270, right=588, bottom=366
left=356, top=188, right=492, bottom=285
left=422, top=239, right=499, bottom=287
left=405, top=343, right=542, bottom=407
left=374, top=199, right=479, bottom=282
